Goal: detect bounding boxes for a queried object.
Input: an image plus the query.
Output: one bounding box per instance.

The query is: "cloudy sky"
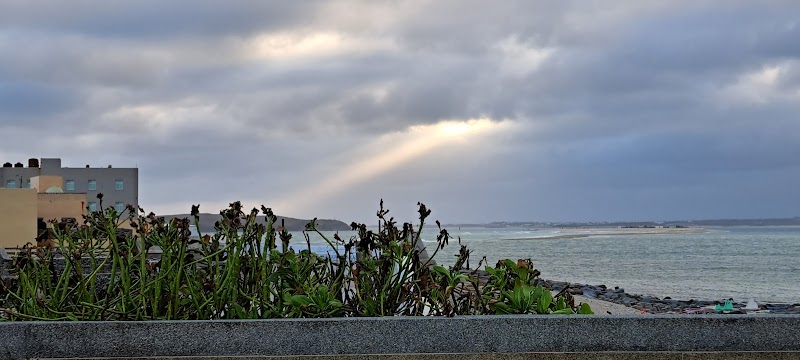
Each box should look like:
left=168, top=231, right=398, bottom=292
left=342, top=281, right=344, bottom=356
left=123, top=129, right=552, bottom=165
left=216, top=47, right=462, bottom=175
left=1, top=1, right=799, bottom=224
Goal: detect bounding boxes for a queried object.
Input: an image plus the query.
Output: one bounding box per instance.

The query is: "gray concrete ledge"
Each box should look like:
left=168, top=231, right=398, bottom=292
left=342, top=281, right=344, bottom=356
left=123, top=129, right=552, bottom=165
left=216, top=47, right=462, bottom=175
left=31, top=353, right=800, bottom=360
left=2, top=315, right=800, bottom=359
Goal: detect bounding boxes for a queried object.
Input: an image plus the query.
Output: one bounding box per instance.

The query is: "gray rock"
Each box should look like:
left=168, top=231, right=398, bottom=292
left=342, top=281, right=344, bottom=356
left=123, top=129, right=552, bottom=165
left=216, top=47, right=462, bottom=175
left=622, top=298, right=638, bottom=306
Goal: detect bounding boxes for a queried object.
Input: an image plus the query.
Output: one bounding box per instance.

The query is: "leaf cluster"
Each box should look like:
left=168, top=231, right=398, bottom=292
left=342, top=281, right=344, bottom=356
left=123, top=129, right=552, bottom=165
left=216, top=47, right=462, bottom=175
left=0, top=198, right=591, bottom=320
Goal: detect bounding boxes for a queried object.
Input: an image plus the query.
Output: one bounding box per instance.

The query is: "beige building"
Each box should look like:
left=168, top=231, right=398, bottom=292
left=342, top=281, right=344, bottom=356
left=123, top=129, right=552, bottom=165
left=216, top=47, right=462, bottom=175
left=37, top=193, right=87, bottom=226
left=2, top=158, right=138, bottom=214
left=0, top=188, right=38, bottom=248
left=0, top=175, right=87, bottom=248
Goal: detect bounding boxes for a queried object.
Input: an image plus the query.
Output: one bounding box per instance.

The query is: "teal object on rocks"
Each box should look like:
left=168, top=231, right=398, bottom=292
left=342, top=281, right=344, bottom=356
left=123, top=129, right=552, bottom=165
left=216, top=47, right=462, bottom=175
left=715, top=299, right=734, bottom=312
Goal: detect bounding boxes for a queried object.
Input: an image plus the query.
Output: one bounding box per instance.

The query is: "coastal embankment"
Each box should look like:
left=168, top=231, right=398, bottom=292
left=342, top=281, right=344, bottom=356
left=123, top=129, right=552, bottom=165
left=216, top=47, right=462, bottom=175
left=461, top=268, right=799, bottom=315
left=544, top=279, right=800, bottom=315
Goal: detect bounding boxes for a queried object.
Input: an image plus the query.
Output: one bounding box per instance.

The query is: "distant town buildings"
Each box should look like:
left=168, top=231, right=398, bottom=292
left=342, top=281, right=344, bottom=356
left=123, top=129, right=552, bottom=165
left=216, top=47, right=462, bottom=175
left=1, top=158, right=138, bottom=213
left=0, top=158, right=138, bottom=247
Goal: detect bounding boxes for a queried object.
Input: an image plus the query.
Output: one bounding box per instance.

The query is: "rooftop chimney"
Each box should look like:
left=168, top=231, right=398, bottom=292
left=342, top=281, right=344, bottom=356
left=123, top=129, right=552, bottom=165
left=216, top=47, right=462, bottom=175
left=40, top=158, right=62, bottom=175
left=28, top=158, right=39, bottom=168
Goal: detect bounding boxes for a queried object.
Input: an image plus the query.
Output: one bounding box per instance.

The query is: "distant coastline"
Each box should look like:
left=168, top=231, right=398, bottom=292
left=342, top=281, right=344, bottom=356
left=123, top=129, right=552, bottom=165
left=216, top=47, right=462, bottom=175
left=503, top=226, right=705, bottom=241
left=162, top=213, right=350, bottom=232
left=448, top=216, right=800, bottom=229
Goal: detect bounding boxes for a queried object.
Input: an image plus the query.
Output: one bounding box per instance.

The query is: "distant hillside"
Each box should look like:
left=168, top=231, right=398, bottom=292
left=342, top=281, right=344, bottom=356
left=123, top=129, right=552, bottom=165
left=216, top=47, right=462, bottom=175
left=163, top=213, right=351, bottom=233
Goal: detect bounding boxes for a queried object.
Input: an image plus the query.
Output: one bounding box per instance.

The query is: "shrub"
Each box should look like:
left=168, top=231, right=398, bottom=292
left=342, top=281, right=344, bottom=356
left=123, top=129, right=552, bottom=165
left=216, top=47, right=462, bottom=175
left=0, top=198, right=591, bottom=320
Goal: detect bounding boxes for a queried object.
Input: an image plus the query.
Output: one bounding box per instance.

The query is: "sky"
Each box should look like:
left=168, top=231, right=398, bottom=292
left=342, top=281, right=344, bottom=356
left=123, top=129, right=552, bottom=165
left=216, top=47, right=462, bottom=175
left=1, top=1, right=799, bottom=224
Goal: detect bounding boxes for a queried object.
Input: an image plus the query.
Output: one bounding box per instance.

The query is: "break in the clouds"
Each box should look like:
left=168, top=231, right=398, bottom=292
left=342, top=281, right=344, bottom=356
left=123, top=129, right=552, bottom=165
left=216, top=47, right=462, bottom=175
left=1, top=0, right=799, bottom=223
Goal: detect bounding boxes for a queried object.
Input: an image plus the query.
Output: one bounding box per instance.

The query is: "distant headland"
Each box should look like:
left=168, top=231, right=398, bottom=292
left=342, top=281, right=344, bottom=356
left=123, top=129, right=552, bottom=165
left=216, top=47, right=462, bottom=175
left=162, top=213, right=350, bottom=233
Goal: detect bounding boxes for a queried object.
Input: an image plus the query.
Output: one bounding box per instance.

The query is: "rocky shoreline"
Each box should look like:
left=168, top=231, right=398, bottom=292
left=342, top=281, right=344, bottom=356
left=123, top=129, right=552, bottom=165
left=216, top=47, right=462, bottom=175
left=460, top=268, right=799, bottom=315
left=543, top=279, right=800, bottom=314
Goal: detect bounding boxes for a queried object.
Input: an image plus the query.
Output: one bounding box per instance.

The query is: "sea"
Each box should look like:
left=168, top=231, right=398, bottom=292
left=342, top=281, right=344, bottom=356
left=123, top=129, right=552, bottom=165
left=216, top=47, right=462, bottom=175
left=296, top=226, right=800, bottom=304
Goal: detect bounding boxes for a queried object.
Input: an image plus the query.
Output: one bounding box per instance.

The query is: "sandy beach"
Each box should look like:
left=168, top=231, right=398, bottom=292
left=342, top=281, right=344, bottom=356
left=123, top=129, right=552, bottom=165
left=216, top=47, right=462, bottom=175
left=571, top=294, right=643, bottom=315
left=505, top=227, right=705, bottom=240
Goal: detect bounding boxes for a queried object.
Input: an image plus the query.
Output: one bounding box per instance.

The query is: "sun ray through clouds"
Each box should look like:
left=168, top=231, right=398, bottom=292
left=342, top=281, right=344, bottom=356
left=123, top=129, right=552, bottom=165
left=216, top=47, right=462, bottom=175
left=271, top=118, right=512, bottom=216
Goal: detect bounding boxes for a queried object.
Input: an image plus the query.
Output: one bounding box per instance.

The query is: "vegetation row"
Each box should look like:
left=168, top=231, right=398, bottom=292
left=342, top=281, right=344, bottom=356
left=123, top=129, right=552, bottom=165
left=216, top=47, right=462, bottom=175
left=0, top=196, right=592, bottom=320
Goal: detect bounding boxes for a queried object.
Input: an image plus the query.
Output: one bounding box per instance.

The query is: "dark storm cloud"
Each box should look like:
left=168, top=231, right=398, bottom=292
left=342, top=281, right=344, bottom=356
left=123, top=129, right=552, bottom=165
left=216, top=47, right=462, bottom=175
left=0, top=0, right=798, bottom=222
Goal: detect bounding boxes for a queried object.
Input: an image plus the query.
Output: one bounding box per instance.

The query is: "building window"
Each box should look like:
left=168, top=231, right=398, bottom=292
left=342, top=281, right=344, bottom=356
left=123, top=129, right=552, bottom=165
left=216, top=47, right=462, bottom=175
left=88, top=202, right=98, bottom=212
left=5, top=180, right=16, bottom=188
left=88, top=180, right=97, bottom=191
left=65, top=180, right=75, bottom=191
left=115, top=180, right=124, bottom=191
left=115, top=202, right=124, bottom=213
left=25, top=179, right=30, bottom=188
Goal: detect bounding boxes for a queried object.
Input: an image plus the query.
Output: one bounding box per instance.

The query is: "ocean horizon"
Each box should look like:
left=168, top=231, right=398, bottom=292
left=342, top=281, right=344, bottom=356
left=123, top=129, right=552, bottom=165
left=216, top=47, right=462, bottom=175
left=297, top=225, right=800, bottom=304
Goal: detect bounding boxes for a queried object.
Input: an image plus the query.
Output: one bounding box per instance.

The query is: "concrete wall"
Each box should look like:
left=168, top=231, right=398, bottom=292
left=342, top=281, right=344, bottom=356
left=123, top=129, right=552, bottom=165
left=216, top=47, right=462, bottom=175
left=0, top=189, right=37, bottom=247
left=0, top=315, right=799, bottom=359
left=58, top=167, right=138, bottom=212
left=0, top=166, right=38, bottom=188
left=39, top=157, right=62, bottom=176
left=37, top=193, right=86, bottom=223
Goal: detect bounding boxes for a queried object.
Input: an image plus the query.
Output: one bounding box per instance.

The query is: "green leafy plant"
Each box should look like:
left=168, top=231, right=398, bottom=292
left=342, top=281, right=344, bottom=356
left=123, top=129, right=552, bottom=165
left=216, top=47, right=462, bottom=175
left=0, top=196, right=591, bottom=320
left=482, top=259, right=592, bottom=315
